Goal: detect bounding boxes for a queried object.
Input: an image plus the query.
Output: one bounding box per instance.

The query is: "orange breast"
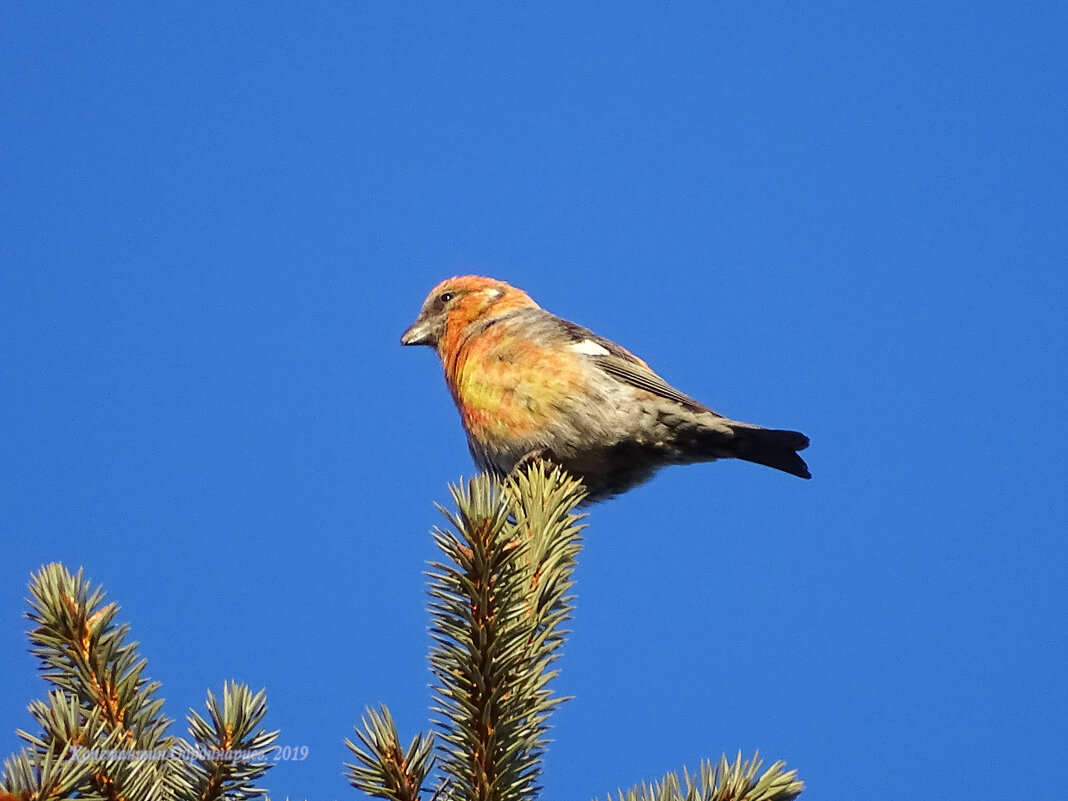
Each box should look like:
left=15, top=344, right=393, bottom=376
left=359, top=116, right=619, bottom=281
left=446, top=327, right=583, bottom=445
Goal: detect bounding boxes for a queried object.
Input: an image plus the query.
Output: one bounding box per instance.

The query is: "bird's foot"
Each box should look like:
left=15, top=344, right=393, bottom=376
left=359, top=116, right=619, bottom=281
left=511, top=448, right=559, bottom=476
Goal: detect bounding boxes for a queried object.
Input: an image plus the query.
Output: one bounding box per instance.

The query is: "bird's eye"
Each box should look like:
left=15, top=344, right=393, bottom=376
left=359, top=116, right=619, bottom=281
left=438, top=291, right=454, bottom=303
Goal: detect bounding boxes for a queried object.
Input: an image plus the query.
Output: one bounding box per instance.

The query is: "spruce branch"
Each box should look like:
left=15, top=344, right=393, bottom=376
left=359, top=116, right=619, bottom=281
left=2, top=690, right=119, bottom=799
left=175, top=681, right=278, bottom=801
left=18, top=563, right=173, bottom=799
left=347, top=462, right=804, bottom=800
left=602, top=753, right=803, bottom=801
left=2, top=744, right=95, bottom=801
left=25, top=563, right=172, bottom=747
left=344, top=706, right=434, bottom=801
left=3, top=563, right=281, bottom=801
left=426, top=462, right=586, bottom=801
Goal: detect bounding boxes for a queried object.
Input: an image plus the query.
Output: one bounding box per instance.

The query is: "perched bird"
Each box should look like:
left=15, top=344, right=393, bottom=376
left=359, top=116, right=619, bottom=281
left=401, top=275, right=810, bottom=502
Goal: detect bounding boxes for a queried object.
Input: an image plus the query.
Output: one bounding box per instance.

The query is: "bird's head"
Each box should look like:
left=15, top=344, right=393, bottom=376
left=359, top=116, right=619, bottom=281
left=401, top=276, right=538, bottom=356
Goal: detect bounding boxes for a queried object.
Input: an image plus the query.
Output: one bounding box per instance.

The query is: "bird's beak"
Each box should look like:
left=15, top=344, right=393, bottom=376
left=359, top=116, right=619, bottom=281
left=401, top=320, right=433, bottom=347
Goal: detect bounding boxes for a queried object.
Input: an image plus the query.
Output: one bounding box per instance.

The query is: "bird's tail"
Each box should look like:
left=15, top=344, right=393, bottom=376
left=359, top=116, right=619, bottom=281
left=727, top=424, right=811, bottom=479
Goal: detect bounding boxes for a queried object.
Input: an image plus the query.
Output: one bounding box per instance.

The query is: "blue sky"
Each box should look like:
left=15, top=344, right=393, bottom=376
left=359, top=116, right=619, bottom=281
left=2, top=3, right=1066, bottom=799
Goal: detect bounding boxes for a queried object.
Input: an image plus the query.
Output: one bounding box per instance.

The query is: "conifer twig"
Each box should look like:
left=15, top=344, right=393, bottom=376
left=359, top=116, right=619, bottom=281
left=2, top=564, right=280, bottom=801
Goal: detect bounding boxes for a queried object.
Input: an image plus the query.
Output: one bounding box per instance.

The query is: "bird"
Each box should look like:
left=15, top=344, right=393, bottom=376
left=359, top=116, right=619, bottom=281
left=401, top=275, right=810, bottom=502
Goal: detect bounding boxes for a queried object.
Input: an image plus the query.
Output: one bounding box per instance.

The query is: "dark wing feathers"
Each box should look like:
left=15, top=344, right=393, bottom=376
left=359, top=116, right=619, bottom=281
left=592, top=355, right=716, bottom=413
left=557, top=318, right=720, bottom=415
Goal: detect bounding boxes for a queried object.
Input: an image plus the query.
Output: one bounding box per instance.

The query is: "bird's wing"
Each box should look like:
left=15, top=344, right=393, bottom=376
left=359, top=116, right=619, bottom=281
left=556, top=318, right=722, bottom=416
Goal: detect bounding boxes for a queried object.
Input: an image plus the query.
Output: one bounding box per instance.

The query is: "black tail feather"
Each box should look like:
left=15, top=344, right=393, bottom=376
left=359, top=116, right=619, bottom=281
left=730, top=426, right=811, bottom=479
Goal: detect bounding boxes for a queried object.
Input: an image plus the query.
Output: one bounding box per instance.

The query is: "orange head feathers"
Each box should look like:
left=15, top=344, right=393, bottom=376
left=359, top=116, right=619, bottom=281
left=400, top=276, right=539, bottom=359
